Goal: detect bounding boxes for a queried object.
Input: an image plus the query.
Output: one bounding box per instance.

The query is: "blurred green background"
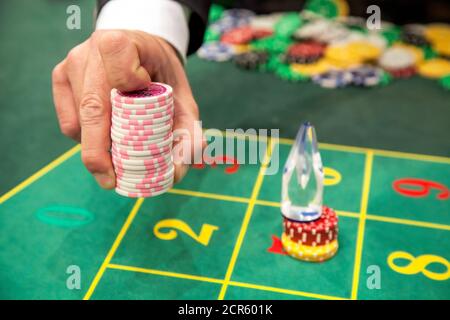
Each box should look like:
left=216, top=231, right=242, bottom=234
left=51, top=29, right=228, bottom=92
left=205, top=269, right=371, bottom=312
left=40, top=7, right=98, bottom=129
left=1, top=0, right=449, bottom=196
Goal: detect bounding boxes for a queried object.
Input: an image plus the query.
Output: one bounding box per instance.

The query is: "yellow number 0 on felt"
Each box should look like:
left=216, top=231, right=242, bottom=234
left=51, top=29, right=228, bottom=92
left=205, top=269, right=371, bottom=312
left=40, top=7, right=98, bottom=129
left=153, top=219, right=219, bottom=246
left=387, top=251, right=450, bottom=281
left=324, top=167, right=341, bottom=186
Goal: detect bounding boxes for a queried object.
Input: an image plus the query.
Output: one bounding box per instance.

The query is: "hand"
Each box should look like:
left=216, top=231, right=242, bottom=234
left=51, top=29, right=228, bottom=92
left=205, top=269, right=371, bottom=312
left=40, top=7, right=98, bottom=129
left=52, top=30, right=203, bottom=189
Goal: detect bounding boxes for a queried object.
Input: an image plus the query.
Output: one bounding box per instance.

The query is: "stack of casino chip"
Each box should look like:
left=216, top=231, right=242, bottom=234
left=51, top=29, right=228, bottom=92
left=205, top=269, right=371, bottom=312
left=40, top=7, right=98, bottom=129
left=378, top=46, right=417, bottom=78
left=221, top=26, right=254, bottom=45
left=285, top=41, right=325, bottom=64
left=209, top=13, right=251, bottom=35
left=110, top=82, right=175, bottom=198
left=281, top=206, right=339, bottom=262
left=233, top=50, right=268, bottom=70
left=312, top=70, right=353, bottom=88
left=349, top=65, right=384, bottom=87
left=401, top=24, right=430, bottom=47
left=249, top=13, right=283, bottom=32
left=197, top=42, right=235, bottom=62
left=386, top=66, right=417, bottom=78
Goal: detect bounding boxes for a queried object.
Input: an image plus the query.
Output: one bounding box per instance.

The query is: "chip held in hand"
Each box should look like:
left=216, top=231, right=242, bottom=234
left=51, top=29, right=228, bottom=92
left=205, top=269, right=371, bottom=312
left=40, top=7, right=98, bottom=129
left=110, top=82, right=175, bottom=198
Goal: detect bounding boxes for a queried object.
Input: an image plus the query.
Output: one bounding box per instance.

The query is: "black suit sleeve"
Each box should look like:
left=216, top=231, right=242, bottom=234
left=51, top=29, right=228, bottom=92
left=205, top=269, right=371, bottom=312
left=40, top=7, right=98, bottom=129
left=97, top=0, right=211, bottom=55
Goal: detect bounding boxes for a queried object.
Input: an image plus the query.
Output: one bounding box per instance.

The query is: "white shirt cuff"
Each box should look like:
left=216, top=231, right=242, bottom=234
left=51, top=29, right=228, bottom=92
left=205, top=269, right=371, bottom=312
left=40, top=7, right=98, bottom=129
left=96, top=0, right=190, bottom=63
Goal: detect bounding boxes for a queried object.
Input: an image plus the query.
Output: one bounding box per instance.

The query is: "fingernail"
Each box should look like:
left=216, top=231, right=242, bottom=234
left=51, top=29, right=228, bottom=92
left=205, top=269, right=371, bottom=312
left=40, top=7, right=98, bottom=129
left=94, top=173, right=116, bottom=189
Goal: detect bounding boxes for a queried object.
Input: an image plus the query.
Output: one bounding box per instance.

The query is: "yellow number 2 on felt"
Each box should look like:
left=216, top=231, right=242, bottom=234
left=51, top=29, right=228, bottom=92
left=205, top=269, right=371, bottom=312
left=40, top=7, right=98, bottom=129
left=387, top=251, right=450, bottom=281
left=153, top=219, right=219, bottom=246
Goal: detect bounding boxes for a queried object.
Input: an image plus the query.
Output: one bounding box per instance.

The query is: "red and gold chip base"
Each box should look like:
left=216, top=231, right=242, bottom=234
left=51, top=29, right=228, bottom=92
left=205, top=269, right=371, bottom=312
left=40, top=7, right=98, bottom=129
left=282, top=206, right=339, bottom=262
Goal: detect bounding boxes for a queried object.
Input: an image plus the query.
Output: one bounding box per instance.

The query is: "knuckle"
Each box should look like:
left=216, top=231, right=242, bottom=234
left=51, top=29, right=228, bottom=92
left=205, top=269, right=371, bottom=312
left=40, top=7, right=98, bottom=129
left=66, top=46, right=82, bottom=65
left=52, top=62, right=64, bottom=83
left=91, top=30, right=105, bottom=42
left=81, top=150, right=103, bottom=172
left=79, top=93, right=106, bottom=126
left=98, top=30, right=128, bottom=55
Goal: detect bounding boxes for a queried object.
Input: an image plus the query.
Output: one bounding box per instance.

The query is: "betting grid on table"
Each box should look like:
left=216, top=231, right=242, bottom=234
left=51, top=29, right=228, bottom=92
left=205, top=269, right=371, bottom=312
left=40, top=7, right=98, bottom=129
left=0, top=132, right=449, bottom=300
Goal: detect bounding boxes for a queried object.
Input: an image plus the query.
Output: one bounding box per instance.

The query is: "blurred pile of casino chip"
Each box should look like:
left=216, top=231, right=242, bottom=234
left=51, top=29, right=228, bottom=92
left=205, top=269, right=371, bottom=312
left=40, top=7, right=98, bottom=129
left=196, top=0, right=450, bottom=90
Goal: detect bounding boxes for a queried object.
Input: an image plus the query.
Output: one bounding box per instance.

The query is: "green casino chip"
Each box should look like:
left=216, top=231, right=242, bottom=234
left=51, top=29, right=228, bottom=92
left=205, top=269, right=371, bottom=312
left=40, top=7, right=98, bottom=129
left=423, top=46, right=438, bottom=60
left=208, top=4, right=224, bottom=23
left=263, top=55, right=284, bottom=72
left=251, top=36, right=293, bottom=54
left=348, top=25, right=368, bottom=34
left=304, top=0, right=339, bottom=19
left=259, top=54, right=284, bottom=72
left=379, top=70, right=393, bottom=86
left=439, top=74, right=450, bottom=90
left=274, top=13, right=303, bottom=38
left=203, top=28, right=221, bottom=43
left=382, top=27, right=401, bottom=46
left=275, top=64, right=309, bottom=82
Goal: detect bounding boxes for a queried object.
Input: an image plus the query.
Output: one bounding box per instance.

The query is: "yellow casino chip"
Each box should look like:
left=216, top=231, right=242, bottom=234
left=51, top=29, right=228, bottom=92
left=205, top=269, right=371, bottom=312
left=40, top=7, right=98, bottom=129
left=433, top=42, right=450, bottom=57
left=425, top=23, right=450, bottom=44
left=347, top=41, right=382, bottom=61
left=282, top=233, right=339, bottom=262
left=325, top=45, right=363, bottom=64
left=333, top=0, right=349, bottom=17
left=291, top=59, right=331, bottom=76
left=232, top=44, right=251, bottom=54
left=322, top=57, right=360, bottom=70
left=418, top=58, right=450, bottom=79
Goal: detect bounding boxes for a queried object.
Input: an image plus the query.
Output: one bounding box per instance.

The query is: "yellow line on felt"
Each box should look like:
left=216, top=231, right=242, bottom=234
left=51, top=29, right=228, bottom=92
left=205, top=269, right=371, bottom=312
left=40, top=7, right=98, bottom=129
left=351, top=151, right=374, bottom=300
left=83, top=198, right=145, bottom=300
left=107, top=263, right=346, bottom=300
left=336, top=211, right=360, bottom=219
left=108, top=263, right=224, bottom=284
left=254, top=199, right=281, bottom=207
left=0, top=144, right=81, bottom=205
left=168, top=188, right=250, bottom=204
left=217, top=139, right=274, bottom=300
left=373, top=149, right=450, bottom=164
left=366, top=214, right=450, bottom=231
left=278, top=137, right=366, bottom=155
left=228, top=281, right=347, bottom=300
left=254, top=199, right=360, bottom=219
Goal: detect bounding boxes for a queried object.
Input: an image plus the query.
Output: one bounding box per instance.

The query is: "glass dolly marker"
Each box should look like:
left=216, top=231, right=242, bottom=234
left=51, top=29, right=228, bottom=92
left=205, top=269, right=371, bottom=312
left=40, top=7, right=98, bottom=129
left=281, top=122, right=324, bottom=222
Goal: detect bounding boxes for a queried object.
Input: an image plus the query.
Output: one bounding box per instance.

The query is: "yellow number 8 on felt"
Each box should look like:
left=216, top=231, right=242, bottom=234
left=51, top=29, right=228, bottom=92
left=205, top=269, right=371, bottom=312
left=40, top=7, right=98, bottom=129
left=153, top=219, right=219, bottom=246
left=387, top=251, right=450, bottom=281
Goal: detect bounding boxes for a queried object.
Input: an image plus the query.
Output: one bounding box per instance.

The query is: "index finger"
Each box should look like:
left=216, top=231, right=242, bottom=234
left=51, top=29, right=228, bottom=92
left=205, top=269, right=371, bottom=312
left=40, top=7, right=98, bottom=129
left=79, top=40, right=115, bottom=189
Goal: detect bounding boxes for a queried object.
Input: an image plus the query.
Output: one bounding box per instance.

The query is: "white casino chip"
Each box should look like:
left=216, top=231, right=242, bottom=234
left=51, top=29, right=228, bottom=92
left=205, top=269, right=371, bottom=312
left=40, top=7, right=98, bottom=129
left=378, top=47, right=416, bottom=69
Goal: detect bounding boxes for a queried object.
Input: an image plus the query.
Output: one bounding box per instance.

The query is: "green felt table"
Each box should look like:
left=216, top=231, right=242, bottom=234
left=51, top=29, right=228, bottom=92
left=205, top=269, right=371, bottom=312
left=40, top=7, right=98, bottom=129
left=0, top=0, right=449, bottom=300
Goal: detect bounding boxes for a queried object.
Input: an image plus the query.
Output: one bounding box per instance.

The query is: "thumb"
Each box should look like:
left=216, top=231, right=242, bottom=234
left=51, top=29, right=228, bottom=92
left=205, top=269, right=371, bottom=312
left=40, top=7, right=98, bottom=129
left=98, top=31, right=150, bottom=91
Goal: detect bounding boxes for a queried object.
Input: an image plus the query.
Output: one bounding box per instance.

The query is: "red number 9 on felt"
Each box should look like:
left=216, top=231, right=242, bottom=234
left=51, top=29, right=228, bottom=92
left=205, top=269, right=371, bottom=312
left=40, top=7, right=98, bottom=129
left=393, top=178, right=449, bottom=200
